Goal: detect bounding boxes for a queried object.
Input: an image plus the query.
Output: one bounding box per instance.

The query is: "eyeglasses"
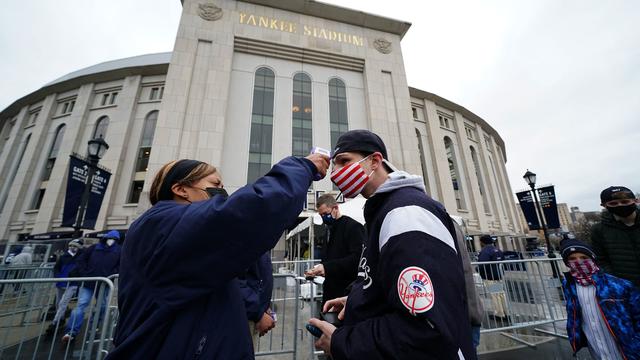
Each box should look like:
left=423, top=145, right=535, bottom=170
left=604, top=199, right=637, bottom=207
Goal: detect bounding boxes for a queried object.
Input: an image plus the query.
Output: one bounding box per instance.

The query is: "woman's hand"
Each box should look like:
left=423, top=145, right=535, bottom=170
left=308, top=318, right=336, bottom=356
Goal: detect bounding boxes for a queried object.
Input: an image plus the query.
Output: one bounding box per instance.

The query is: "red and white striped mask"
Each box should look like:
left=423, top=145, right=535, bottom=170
left=568, top=258, right=599, bottom=286
left=330, top=156, right=373, bottom=198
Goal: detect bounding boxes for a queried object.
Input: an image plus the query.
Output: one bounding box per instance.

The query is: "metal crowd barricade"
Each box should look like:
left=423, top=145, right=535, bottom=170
left=254, top=274, right=300, bottom=359
left=472, top=258, right=568, bottom=347
left=0, top=276, right=115, bottom=360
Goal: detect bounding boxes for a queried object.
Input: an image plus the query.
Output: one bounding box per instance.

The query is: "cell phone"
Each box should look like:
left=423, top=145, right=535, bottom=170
left=305, top=323, right=323, bottom=338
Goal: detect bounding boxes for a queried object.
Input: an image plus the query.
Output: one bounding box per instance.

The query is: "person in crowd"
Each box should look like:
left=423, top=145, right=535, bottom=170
left=452, top=222, right=484, bottom=355
left=591, top=186, right=640, bottom=286
left=309, top=129, right=475, bottom=359
left=477, top=235, right=507, bottom=319
left=107, top=154, right=329, bottom=359
left=561, top=237, right=640, bottom=359
left=10, top=245, right=33, bottom=265
left=305, top=194, right=365, bottom=307
left=62, top=230, right=121, bottom=343
left=46, top=238, right=84, bottom=335
left=238, top=251, right=276, bottom=348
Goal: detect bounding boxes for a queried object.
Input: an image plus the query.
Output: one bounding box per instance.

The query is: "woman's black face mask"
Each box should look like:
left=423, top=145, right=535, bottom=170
left=205, top=187, right=228, bottom=199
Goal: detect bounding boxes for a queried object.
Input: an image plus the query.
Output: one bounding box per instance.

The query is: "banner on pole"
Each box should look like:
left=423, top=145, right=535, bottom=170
left=516, top=190, right=541, bottom=230
left=61, top=155, right=111, bottom=229
left=537, top=185, right=561, bottom=229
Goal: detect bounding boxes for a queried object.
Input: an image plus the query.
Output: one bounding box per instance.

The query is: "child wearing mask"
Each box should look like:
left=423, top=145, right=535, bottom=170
left=561, top=237, right=640, bottom=359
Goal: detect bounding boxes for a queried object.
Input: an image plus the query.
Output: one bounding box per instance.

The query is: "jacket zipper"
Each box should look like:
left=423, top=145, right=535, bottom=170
left=194, top=335, right=207, bottom=359
left=594, top=286, right=628, bottom=360
left=571, top=297, right=578, bottom=353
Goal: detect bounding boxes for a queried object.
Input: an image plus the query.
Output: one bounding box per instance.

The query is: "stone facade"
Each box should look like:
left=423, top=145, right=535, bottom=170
left=0, top=0, right=522, bottom=243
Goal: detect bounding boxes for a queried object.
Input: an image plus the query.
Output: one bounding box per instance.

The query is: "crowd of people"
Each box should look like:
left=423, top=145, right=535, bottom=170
left=14, top=130, right=638, bottom=359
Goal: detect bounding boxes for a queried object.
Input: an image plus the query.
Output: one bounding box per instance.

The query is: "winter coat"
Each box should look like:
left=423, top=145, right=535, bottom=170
left=330, top=171, right=475, bottom=360
left=107, top=156, right=316, bottom=360
left=477, top=245, right=504, bottom=281
left=321, top=215, right=365, bottom=305
left=11, top=247, right=33, bottom=265
left=453, top=222, right=483, bottom=326
left=73, top=242, right=120, bottom=289
left=54, top=250, right=82, bottom=288
left=591, top=209, right=640, bottom=286
left=238, top=252, right=273, bottom=323
left=562, top=271, right=640, bottom=359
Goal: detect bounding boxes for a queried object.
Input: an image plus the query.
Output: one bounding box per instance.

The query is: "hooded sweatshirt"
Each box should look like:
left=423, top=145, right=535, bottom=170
left=591, top=209, right=640, bottom=285
left=330, top=171, right=475, bottom=360
left=11, top=246, right=34, bottom=265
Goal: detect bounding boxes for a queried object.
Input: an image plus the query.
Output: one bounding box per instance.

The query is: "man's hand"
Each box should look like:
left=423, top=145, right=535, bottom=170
left=323, top=296, right=347, bottom=320
left=309, top=318, right=336, bottom=356
left=305, top=264, right=325, bottom=277
left=255, top=311, right=276, bottom=336
left=305, top=153, right=330, bottom=179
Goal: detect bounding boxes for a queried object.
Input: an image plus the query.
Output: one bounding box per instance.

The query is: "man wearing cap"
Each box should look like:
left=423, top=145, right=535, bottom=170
left=47, top=238, right=84, bottom=335
left=477, top=235, right=507, bottom=319
left=309, top=130, right=475, bottom=359
left=591, top=186, right=640, bottom=286
left=62, top=230, right=121, bottom=343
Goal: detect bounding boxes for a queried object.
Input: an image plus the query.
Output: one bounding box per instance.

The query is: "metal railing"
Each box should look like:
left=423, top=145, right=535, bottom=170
left=0, top=276, right=115, bottom=360
left=472, top=258, right=568, bottom=347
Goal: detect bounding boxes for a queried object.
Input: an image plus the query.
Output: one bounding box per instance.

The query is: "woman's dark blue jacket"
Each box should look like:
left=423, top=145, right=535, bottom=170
left=107, top=157, right=316, bottom=359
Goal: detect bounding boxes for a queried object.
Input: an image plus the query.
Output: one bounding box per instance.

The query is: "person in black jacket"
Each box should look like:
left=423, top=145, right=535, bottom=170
left=306, top=194, right=365, bottom=306
left=62, top=231, right=121, bottom=343
left=238, top=251, right=275, bottom=347
left=309, top=130, right=475, bottom=360
left=46, top=238, right=83, bottom=334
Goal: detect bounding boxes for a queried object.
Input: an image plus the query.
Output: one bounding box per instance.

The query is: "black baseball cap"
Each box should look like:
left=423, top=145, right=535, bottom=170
left=332, top=130, right=388, bottom=160
left=600, top=186, right=635, bottom=204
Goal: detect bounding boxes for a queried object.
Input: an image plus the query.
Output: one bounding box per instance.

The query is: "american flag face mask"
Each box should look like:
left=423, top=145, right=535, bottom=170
left=330, top=155, right=374, bottom=199
left=568, top=258, right=599, bottom=286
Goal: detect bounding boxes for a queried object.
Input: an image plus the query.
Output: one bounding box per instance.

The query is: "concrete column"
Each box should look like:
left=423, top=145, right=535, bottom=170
left=32, top=84, right=95, bottom=233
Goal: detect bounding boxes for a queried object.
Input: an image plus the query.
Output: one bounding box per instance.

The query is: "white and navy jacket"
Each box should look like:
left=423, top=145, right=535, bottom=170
left=331, top=172, right=475, bottom=360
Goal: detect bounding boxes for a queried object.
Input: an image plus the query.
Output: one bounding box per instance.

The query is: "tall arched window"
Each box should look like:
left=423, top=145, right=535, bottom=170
left=128, top=111, right=158, bottom=203
left=415, top=129, right=429, bottom=190
left=488, top=155, right=508, bottom=217
left=0, top=134, right=31, bottom=213
left=247, top=67, right=275, bottom=183
left=32, top=125, right=66, bottom=209
left=292, top=72, right=312, bottom=156
left=93, top=116, right=109, bottom=139
left=329, top=78, right=348, bottom=149
left=444, top=137, right=466, bottom=209
left=470, top=146, right=490, bottom=214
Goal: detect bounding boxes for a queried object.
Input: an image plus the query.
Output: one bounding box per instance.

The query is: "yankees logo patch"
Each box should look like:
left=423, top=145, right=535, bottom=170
left=397, top=266, right=434, bottom=315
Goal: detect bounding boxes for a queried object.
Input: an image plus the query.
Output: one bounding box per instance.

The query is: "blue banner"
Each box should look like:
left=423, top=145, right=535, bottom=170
left=62, top=156, right=89, bottom=227
left=537, top=185, right=561, bottom=229
left=81, top=168, right=111, bottom=229
left=516, top=190, right=541, bottom=230
left=61, top=155, right=111, bottom=229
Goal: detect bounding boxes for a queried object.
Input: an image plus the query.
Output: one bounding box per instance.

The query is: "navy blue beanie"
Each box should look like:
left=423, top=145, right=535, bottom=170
left=560, top=238, right=596, bottom=265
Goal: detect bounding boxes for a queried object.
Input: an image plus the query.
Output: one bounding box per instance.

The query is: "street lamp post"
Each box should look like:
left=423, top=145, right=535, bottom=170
left=523, top=170, right=556, bottom=259
left=73, top=137, right=109, bottom=238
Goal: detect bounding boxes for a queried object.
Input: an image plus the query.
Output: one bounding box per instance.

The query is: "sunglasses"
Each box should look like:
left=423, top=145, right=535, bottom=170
left=604, top=199, right=637, bottom=207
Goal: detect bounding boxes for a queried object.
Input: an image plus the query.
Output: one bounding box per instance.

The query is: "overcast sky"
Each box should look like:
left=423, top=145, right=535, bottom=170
left=1, top=1, right=638, bottom=211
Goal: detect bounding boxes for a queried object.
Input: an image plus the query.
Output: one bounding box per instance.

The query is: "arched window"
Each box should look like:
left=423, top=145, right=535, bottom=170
left=470, top=146, right=490, bottom=214
left=415, top=128, right=429, bottom=189
left=128, top=111, right=159, bottom=203
left=0, top=134, right=31, bottom=213
left=488, top=155, right=508, bottom=216
left=444, top=137, right=466, bottom=209
left=93, top=116, right=109, bottom=139
left=329, top=78, right=348, bottom=149
left=292, top=72, right=312, bottom=157
left=33, top=124, right=66, bottom=209
left=247, top=67, right=275, bottom=183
